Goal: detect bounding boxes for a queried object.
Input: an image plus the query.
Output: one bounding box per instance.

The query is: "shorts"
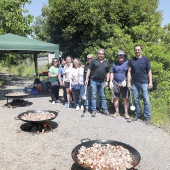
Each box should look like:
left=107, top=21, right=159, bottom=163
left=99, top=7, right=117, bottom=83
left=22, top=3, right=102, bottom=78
left=64, top=82, right=70, bottom=88
left=112, top=84, right=129, bottom=98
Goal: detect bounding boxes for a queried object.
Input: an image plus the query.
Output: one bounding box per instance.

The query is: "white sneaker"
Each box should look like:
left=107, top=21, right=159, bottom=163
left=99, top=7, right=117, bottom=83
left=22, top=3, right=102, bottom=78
left=56, top=99, right=62, bottom=103
left=66, top=103, right=70, bottom=108
left=51, top=101, right=55, bottom=105
left=81, top=105, right=84, bottom=110
left=65, top=102, right=68, bottom=106
left=76, top=106, right=79, bottom=111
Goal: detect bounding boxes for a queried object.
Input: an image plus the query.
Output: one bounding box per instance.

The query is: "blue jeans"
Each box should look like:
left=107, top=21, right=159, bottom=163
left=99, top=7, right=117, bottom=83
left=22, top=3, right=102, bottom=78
left=86, top=86, right=91, bottom=109
left=63, top=86, right=67, bottom=103
left=73, top=90, right=80, bottom=107
left=80, top=85, right=84, bottom=106
left=86, top=86, right=100, bottom=110
left=131, top=84, right=151, bottom=119
left=90, top=79, right=107, bottom=111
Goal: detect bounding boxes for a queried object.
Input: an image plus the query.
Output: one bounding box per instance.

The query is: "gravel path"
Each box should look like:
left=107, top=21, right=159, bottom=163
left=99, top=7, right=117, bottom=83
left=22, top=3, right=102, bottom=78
left=0, top=75, right=170, bottom=170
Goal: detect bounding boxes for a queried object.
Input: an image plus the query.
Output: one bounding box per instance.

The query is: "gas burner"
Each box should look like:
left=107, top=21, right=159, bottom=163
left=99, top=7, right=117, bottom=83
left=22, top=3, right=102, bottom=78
left=20, top=121, right=58, bottom=134
left=4, top=99, right=31, bottom=108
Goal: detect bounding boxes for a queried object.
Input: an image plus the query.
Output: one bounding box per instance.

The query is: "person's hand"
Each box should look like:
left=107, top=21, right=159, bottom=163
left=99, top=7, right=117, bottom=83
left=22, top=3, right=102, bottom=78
left=85, top=80, right=88, bottom=86
left=105, top=81, right=108, bottom=87
left=122, top=80, right=126, bottom=87
left=59, top=82, right=63, bottom=86
left=148, top=83, right=153, bottom=89
left=127, top=83, right=131, bottom=91
left=109, top=82, right=113, bottom=89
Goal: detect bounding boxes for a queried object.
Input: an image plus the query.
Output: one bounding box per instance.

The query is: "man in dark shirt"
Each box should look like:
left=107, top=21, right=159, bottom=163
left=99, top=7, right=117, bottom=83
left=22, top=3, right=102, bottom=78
left=127, top=45, right=153, bottom=124
left=84, top=54, right=93, bottom=111
left=85, top=49, right=110, bottom=117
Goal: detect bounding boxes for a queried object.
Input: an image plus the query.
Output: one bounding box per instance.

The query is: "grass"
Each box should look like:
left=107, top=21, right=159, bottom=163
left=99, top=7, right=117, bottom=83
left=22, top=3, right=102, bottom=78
left=0, top=62, right=48, bottom=79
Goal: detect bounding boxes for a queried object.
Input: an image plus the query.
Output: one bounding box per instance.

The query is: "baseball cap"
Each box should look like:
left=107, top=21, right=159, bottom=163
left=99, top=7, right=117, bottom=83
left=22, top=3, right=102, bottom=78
left=116, top=50, right=127, bottom=57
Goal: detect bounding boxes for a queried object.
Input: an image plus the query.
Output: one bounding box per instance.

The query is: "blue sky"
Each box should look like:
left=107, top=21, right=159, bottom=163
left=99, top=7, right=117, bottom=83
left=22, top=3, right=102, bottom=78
left=157, top=0, right=170, bottom=26
left=25, top=0, right=170, bottom=26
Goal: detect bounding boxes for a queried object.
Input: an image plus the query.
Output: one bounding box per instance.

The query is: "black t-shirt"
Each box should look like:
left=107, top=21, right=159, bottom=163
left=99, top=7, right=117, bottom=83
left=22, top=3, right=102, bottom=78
left=88, top=58, right=109, bottom=80
left=129, top=56, right=151, bottom=84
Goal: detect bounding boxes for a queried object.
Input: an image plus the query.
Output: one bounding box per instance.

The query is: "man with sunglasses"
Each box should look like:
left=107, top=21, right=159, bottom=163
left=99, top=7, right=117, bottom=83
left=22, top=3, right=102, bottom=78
left=110, top=50, right=130, bottom=121
left=127, top=45, right=153, bottom=125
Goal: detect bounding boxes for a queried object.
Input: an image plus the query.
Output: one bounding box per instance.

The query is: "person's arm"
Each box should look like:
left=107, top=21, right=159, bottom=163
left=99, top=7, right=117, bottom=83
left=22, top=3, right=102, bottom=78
left=105, top=72, right=110, bottom=87
left=110, top=72, right=114, bottom=82
left=148, top=69, right=153, bottom=89
left=58, top=73, right=62, bottom=86
left=85, top=68, right=91, bottom=85
left=62, top=67, right=66, bottom=86
left=127, top=67, right=132, bottom=90
left=48, top=71, right=58, bottom=78
left=70, top=78, right=72, bottom=90
left=105, top=62, right=110, bottom=87
left=70, top=70, right=73, bottom=90
left=109, top=72, right=114, bottom=89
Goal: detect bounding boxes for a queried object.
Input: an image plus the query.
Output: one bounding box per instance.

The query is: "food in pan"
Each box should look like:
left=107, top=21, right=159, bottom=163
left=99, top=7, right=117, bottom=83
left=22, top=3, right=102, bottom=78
left=5, top=92, right=29, bottom=96
left=77, top=143, right=134, bottom=170
left=21, top=112, right=55, bottom=121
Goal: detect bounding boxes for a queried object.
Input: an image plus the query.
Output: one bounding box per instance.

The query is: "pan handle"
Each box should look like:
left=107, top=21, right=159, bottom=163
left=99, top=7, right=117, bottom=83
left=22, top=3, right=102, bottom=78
left=81, top=138, right=90, bottom=143
left=14, top=117, right=20, bottom=120
left=26, top=110, right=35, bottom=112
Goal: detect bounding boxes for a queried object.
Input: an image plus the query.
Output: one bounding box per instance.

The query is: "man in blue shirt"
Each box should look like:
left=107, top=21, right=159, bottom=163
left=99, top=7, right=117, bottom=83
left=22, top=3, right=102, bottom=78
left=110, top=50, right=130, bottom=120
left=127, top=45, right=153, bottom=125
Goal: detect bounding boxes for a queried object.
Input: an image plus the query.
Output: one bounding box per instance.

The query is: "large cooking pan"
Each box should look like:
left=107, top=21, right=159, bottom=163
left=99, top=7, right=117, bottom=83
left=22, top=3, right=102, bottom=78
left=4, top=92, right=30, bottom=98
left=72, top=139, right=141, bottom=170
left=15, top=110, right=59, bottom=123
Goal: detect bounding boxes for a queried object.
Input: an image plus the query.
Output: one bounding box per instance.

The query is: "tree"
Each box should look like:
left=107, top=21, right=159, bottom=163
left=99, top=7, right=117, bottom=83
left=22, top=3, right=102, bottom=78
left=0, top=0, right=34, bottom=65
left=0, top=0, right=33, bottom=35
left=34, top=0, right=165, bottom=58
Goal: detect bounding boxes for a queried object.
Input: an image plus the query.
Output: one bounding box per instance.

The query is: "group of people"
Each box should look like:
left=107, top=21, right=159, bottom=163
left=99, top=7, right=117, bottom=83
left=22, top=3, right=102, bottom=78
left=48, top=44, right=153, bottom=125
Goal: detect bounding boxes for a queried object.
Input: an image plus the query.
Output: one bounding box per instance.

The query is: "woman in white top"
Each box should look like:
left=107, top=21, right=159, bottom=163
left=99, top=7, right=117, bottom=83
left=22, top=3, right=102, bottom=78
left=70, top=58, right=84, bottom=111
left=63, top=56, right=73, bottom=108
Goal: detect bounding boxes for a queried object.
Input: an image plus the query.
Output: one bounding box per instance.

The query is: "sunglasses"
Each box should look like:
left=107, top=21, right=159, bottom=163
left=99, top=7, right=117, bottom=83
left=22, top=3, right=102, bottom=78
left=87, top=58, right=92, bottom=60
left=53, top=60, right=58, bottom=62
left=117, top=54, right=125, bottom=57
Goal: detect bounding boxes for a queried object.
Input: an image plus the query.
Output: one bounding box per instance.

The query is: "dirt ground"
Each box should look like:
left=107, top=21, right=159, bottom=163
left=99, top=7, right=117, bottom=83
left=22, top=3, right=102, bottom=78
left=0, top=73, right=170, bottom=170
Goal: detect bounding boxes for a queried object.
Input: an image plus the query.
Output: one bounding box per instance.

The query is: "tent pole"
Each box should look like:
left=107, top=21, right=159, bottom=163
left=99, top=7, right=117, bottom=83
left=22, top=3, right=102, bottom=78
left=34, top=54, right=38, bottom=78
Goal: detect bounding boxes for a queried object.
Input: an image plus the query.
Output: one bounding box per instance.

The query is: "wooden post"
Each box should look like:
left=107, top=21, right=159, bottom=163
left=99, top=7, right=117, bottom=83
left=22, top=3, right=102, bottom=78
left=34, top=54, right=38, bottom=78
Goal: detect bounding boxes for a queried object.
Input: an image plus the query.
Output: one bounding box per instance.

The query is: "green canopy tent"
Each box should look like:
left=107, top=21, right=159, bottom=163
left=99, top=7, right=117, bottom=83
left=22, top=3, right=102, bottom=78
left=0, top=33, right=59, bottom=76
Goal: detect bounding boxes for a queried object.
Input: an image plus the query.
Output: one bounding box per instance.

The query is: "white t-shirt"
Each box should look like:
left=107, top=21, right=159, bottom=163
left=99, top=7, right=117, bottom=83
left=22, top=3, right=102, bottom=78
left=64, top=63, right=73, bottom=82
left=71, top=67, right=84, bottom=85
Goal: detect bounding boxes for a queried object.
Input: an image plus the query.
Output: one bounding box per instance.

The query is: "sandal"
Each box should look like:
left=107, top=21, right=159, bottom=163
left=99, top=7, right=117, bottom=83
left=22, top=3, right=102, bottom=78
left=125, top=112, right=130, bottom=119
left=112, top=112, right=120, bottom=118
left=125, top=112, right=131, bottom=122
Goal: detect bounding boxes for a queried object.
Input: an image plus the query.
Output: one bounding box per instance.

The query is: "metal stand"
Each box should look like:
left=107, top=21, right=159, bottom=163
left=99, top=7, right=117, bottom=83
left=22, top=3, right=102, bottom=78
left=5, top=96, right=23, bottom=105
